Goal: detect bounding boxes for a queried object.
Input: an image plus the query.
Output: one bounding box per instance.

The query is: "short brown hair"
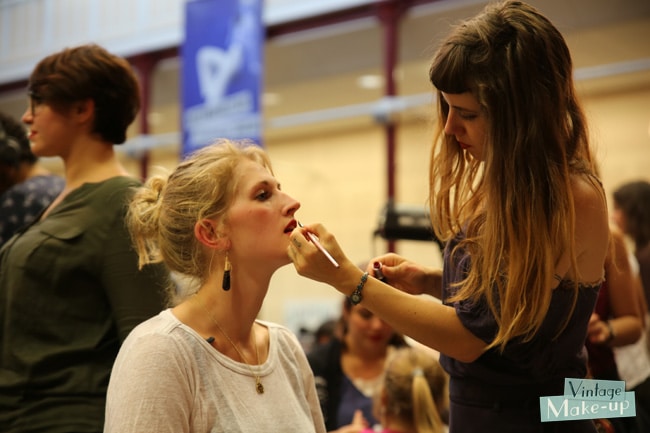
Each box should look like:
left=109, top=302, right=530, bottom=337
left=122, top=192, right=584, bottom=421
left=27, top=44, right=140, bottom=144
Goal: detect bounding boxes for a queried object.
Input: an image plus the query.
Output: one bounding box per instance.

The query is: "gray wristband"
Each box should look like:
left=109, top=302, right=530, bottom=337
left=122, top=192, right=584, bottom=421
left=349, top=272, right=369, bottom=305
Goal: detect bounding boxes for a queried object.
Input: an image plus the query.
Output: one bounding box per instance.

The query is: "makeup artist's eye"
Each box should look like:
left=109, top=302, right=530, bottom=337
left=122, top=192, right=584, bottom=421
left=459, top=111, right=478, bottom=120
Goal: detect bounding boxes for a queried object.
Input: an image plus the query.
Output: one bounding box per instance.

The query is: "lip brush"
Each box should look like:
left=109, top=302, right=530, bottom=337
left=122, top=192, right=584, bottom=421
left=297, top=221, right=340, bottom=268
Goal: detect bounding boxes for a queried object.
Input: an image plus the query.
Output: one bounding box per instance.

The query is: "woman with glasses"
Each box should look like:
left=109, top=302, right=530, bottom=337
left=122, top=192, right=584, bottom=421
left=0, top=44, right=169, bottom=433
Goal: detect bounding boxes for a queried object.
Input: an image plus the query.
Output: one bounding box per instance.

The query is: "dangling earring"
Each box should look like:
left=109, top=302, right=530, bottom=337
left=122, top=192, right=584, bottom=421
left=222, top=252, right=231, bottom=291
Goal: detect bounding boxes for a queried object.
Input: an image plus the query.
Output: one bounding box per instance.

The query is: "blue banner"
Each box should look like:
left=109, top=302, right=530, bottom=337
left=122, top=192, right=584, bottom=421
left=182, top=0, right=264, bottom=155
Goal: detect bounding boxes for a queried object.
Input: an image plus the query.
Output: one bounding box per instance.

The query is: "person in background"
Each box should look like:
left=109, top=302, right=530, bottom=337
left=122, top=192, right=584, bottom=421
left=0, top=44, right=169, bottom=433
left=586, top=226, right=645, bottom=433
left=289, top=2, right=609, bottom=432
left=611, top=180, right=650, bottom=432
left=307, top=295, right=408, bottom=433
left=613, top=180, right=650, bottom=312
left=361, top=346, right=449, bottom=433
left=0, top=110, right=64, bottom=247
left=104, top=140, right=325, bottom=433
left=314, top=318, right=340, bottom=346
left=586, top=226, right=644, bottom=378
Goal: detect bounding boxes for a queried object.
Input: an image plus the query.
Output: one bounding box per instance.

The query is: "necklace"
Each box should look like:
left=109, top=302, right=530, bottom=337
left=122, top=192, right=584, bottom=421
left=194, top=295, right=264, bottom=394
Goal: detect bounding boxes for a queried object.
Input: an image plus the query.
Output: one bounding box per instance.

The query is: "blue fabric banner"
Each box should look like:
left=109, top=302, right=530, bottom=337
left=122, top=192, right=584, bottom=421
left=182, top=0, right=264, bottom=155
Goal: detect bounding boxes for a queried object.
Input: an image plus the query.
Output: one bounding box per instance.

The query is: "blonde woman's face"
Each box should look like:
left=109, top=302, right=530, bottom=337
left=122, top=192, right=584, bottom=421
left=441, top=91, right=487, bottom=161
left=226, top=159, right=300, bottom=267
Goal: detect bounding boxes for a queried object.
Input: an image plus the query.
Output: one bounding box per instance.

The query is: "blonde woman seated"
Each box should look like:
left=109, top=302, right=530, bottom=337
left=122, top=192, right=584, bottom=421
left=104, top=140, right=325, bottom=433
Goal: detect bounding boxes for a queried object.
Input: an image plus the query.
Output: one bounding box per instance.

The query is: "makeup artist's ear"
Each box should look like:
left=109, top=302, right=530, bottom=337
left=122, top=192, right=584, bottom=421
left=194, top=219, right=230, bottom=249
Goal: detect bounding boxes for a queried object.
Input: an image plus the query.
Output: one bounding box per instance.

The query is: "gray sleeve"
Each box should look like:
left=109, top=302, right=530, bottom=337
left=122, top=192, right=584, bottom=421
left=104, top=331, right=195, bottom=433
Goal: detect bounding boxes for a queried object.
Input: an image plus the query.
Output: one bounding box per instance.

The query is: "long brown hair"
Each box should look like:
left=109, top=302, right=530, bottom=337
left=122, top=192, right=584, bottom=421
left=427, top=1, right=601, bottom=350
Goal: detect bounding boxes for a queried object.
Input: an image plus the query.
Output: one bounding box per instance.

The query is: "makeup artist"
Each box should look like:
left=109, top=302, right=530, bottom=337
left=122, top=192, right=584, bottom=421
left=104, top=140, right=326, bottom=433
left=0, top=44, right=168, bottom=433
left=288, top=2, right=609, bottom=432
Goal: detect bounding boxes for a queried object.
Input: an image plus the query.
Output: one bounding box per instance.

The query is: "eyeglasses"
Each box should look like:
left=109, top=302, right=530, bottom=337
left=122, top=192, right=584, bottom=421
left=27, top=91, right=45, bottom=117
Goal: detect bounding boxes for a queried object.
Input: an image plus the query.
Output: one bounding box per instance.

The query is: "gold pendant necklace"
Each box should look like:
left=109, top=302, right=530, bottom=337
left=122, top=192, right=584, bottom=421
left=194, top=295, right=264, bottom=394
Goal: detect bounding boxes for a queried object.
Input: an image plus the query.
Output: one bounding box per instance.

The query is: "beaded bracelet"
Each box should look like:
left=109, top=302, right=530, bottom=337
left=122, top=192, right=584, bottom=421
left=349, top=272, right=369, bottom=305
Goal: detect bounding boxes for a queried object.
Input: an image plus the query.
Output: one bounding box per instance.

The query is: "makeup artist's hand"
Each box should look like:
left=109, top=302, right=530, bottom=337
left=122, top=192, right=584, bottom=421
left=288, top=223, right=360, bottom=290
left=368, top=253, right=443, bottom=299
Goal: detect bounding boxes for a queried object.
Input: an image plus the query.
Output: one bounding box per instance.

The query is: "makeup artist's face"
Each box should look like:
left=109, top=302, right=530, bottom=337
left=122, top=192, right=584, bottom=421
left=442, top=91, right=487, bottom=161
left=226, top=159, right=300, bottom=267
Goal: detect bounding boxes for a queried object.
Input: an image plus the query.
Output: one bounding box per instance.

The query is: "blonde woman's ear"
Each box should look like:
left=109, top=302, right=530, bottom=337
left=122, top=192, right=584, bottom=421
left=195, top=218, right=233, bottom=254
left=194, top=219, right=220, bottom=248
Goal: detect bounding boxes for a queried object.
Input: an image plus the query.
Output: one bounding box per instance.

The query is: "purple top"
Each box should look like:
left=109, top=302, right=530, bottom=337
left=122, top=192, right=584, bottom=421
left=439, top=233, right=600, bottom=432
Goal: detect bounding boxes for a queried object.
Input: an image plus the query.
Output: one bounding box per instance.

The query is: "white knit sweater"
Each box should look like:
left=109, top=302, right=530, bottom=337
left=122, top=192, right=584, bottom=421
left=105, top=309, right=326, bottom=433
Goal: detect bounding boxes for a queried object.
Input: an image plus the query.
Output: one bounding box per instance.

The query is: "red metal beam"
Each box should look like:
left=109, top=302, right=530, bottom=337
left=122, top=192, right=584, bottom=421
left=376, top=0, right=410, bottom=253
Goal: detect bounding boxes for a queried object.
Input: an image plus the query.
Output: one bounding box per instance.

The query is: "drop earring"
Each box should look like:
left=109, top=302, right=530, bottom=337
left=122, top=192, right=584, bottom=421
left=222, top=252, right=231, bottom=291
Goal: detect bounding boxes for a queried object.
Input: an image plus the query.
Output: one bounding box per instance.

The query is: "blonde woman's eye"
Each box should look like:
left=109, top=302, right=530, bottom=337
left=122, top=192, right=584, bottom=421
left=255, top=190, right=270, bottom=201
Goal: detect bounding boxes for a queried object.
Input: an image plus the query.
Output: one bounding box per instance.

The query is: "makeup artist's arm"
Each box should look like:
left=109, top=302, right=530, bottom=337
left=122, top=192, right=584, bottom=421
left=290, top=225, right=485, bottom=362
left=367, top=253, right=443, bottom=299
left=341, top=267, right=483, bottom=362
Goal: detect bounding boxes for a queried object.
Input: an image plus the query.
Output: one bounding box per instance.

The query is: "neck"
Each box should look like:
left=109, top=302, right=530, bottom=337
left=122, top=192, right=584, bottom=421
left=62, top=139, right=128, bottom=188
left=192, top=292, right=262, bottom=365
left=193, top=286, right=260, bottom=344
left=344, top=335, right=388, bottom=361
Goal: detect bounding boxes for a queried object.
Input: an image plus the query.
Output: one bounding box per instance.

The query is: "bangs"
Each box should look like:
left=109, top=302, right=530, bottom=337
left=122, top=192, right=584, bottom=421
left=428, top=42, right=472, bottom=94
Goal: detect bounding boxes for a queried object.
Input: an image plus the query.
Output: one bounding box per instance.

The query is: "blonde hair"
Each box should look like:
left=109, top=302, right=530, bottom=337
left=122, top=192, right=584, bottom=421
left=127, top=139, right=272, bottom=303
left=427, top=1, right=602, bottom=350
left=381, top=347, right=448, bottom=433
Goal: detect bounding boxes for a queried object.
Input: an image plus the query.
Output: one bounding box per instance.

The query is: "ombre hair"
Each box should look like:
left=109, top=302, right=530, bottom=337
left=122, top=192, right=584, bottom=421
left=427, top=1, right=602, bottom=350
